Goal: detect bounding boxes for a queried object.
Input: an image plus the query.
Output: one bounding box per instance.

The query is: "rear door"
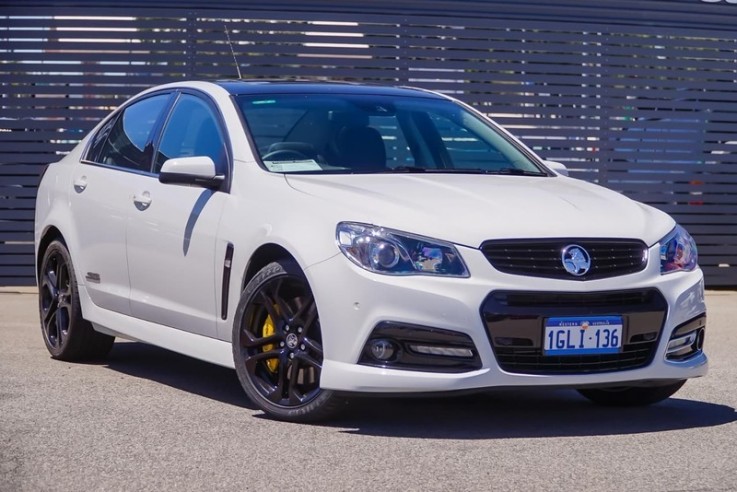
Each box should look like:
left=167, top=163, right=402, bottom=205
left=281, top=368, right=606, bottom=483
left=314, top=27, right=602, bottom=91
left=69, top=92, right=172, bottom=314
left=126, top=92, right=229, bottom=337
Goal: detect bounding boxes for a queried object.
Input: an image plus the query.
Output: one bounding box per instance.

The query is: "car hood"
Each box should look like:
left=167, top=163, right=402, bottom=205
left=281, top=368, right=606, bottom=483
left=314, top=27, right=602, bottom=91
left=284, top=173, right=674, bottom=247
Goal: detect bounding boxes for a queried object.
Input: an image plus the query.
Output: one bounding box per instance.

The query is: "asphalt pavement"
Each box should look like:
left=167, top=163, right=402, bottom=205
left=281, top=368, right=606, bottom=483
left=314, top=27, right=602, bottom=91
left=1, top=289, right=736, bottom=491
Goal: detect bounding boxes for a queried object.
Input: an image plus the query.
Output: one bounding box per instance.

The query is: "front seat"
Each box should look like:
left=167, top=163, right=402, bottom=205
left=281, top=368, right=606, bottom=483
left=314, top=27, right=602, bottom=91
left=331, top=125, right=386, bottom=172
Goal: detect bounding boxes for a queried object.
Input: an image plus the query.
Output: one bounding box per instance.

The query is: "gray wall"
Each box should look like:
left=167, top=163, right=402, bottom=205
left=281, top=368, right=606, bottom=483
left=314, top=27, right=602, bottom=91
left=2, top=0, right=736, bottom=285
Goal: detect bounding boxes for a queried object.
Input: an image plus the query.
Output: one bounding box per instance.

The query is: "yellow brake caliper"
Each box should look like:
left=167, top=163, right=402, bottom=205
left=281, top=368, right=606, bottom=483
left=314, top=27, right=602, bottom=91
left=262, top=307, right=279, bottom=373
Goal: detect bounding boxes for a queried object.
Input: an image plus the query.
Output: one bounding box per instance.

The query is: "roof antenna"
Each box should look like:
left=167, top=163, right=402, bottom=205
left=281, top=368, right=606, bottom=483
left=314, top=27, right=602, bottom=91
left=224, top=23, right=243, bottom=79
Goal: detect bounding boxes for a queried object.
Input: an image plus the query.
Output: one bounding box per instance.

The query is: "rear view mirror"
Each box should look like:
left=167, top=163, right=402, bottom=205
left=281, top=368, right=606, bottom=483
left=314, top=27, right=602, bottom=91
left=544, top=160, right=569, bottom=177
left=159, top=156, right=224, bottom=188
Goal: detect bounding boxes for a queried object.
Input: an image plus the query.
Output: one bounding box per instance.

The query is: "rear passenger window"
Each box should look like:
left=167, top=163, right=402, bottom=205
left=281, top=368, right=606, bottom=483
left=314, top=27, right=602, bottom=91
left=154, top=94, right=228, bottom=174
left=86, top=94, right=170, bottom=172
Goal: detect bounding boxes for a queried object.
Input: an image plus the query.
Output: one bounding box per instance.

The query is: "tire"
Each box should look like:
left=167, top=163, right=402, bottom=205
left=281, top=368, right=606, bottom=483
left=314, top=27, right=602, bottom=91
left=232, top=260, right=344, bottom=422
left=577, top=380, right=686, bottom=407
left=38, top=240, right=115, bottom=361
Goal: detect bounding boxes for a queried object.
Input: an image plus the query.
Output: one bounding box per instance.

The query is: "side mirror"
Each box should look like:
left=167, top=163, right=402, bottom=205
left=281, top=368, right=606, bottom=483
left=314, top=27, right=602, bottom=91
left=544, top=160, right=569, bottom=177
left=159, top=156, right=224, bottom=189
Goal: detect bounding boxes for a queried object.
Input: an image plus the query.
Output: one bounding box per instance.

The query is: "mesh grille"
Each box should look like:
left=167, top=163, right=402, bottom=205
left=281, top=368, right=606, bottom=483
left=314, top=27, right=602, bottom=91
left=492, top=290, right=656, bottom=308
left=481, top=239, right=648, bottom=280
left=494, top=342, right=656, bottom=374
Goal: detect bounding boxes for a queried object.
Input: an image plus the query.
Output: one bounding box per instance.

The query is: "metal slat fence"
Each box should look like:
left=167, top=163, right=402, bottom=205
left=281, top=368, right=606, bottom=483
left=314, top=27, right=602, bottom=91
left=1, top=1, right=736, bottom=285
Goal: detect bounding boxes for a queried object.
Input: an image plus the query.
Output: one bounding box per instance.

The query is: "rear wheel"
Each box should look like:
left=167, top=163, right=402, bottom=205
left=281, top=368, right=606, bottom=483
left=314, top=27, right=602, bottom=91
left=232, top=260, right=344, bottom=422
left=38, top=240, right=115, bottom=360
left=577, top=380, right=686, bottom=407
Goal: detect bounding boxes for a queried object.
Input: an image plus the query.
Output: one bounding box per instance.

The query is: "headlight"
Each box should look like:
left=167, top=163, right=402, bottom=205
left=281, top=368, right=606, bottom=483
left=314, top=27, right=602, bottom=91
left=336, top=222, right=469, bottom=277
left=659, top=224, right=698, bottom=274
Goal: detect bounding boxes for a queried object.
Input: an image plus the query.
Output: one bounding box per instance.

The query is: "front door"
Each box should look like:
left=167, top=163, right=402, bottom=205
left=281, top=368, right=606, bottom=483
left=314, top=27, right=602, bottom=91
left=126, top=93, right=229, bottom=337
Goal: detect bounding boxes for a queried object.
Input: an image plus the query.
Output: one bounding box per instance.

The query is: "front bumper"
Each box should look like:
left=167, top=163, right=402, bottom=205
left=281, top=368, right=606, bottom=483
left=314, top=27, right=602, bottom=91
left=306, top=244, right=707, bottom=393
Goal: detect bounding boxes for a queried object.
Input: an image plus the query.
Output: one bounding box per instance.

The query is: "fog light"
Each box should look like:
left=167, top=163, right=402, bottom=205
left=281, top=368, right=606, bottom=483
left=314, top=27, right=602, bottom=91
left=409, top=345, right=474, bottom=358
left=696, top=328, right=705, bottom=350
left=667, top=331, right=697, bottom=354
left=369, top=339, right=396, bottom=361
left=666, top=327, right=704, bottom=361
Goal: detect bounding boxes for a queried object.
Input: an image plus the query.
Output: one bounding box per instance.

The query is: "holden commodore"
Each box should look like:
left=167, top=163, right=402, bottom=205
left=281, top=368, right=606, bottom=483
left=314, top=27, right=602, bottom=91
left=34, top=81, right=707, bottom=421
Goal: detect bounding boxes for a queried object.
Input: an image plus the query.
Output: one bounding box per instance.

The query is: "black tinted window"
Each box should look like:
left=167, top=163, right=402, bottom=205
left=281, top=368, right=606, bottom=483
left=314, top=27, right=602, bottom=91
left=88, top=94, right=170, bottom=171
left=429, top=113, right=513, bottom=169
left=242, top=106, right=306, bottom=150
left=237, top=94, right=544, bottom=175
left=155, top=94, right=227, bottom=174
left=369, top=114, right=415, bottom=167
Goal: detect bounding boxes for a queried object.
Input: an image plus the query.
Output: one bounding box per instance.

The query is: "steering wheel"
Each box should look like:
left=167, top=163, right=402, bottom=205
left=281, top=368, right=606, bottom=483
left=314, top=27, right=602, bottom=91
left=262, top=149, right=309, bottom=161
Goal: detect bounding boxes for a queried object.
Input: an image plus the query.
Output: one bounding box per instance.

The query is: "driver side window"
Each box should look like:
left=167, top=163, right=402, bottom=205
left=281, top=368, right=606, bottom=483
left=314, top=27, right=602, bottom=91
left=155, top=94, right=228, bottom=174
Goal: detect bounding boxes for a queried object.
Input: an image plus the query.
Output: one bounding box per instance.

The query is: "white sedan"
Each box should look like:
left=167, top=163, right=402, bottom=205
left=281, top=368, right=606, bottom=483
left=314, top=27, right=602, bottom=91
left=34, top=81, right=707, bottom=421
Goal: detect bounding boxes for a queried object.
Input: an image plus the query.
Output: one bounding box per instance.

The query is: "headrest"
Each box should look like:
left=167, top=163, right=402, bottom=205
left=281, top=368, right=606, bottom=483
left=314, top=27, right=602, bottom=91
left=328, top=110, right=369, bottom=128
left=335, top=126, right=386, bottom=170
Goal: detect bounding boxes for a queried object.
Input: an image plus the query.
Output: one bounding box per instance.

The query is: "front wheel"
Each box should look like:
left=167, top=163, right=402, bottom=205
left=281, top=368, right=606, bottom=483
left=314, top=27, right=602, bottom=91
left=232, top=260, right=344, bottom=422
left=577, top=380, right=686, bottom=407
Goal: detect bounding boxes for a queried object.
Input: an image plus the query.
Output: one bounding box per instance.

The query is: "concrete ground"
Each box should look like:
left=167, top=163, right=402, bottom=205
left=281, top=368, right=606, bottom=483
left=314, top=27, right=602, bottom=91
left=1, top=290, right=735, bottom=491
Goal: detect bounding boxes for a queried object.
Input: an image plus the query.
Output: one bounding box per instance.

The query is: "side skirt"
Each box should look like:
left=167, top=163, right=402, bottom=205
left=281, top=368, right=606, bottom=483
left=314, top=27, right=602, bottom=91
left=78, top=284, right=235, bottom=369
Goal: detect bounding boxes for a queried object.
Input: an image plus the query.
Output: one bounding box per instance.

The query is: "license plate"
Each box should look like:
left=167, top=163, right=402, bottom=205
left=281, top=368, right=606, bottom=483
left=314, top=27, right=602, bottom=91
left=544, top=316, right=623, bottom=356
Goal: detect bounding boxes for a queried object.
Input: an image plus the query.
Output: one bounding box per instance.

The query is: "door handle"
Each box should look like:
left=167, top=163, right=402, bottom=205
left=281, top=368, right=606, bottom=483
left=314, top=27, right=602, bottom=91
left=73, top=176, right=87, bottom=193
left=133, top=191, right=152, bottom=211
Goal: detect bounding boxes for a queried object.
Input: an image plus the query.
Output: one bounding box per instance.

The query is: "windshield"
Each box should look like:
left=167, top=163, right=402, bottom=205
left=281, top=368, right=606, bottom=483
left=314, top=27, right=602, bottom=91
left=236, top=93, right=547, bottom=175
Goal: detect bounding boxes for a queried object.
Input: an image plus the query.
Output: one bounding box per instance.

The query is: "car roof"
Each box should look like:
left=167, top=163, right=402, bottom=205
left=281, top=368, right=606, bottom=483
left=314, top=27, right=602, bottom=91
left=214, top=79, right=444, bottom=99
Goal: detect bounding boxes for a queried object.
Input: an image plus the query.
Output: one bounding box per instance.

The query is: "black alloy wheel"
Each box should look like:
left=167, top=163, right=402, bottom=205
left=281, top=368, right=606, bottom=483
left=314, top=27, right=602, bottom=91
left=40, top=247, right=72, bottom=351
left=38, top=240, right=114, bottom=360
left=233, top=260, right=344, bottom=422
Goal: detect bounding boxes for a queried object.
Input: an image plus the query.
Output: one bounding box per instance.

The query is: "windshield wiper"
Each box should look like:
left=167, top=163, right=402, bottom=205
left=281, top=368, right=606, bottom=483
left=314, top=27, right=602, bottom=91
left=381, top=166, right=428, bottom=173
left=378, top=166, right=546, bottom=176
left=482, top=168, right=547, bottom=176
left=381, top=167, right=491, bottom=174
